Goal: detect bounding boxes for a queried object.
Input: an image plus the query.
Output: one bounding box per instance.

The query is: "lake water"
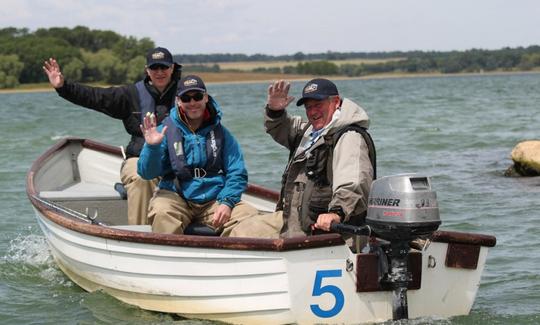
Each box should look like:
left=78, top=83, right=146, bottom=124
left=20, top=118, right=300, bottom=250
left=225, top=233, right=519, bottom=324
left=1, top=73, right=539, bottom=324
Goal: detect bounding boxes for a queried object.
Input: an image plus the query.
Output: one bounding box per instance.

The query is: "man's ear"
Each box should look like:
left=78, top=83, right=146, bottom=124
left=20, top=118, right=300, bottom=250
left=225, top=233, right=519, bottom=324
left=332, top=96, right=341, bottom=108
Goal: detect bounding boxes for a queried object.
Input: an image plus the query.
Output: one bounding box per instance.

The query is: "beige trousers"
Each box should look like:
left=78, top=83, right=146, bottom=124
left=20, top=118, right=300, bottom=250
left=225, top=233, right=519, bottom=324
left=228, top=211, right=284, bottom=239
left=228, top=212, right=365, bottom=250
left=120, top=158, right=158, bottom=225
left=148, top=189, right=259, bottom=237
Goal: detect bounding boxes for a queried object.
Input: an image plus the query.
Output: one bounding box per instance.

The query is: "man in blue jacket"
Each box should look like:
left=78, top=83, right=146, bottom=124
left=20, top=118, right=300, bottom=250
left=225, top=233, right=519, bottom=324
left=138, top=75, right=257, bottom=235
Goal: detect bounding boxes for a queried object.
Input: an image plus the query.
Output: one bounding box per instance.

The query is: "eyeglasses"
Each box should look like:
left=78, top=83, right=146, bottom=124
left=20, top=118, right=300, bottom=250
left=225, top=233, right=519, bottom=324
left=148, top=64, right=171, bottom=71
left=179, top=92, right=205, bottom=103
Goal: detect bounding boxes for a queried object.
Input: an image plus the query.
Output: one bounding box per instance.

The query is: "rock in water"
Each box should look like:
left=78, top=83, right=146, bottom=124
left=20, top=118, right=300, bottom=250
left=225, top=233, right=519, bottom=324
left=509, top=140, right=540, bottom=176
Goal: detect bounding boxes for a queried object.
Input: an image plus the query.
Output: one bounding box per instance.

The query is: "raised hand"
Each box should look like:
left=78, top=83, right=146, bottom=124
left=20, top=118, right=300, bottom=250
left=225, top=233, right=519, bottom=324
left=267, top=80, right=295, bottom=111
left=140, top=112, right=167, bottom=145
left=42, top=58, right=65, bottom=88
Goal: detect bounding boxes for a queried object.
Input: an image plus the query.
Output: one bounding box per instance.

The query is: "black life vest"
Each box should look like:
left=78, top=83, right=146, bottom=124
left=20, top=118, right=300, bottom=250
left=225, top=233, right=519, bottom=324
left=135, top=81, right=170, bottom=124
left=123, top=81, right=173, bottom=158
left=302, top=124, right=376, bottom=230
left=277, top=123, right=377, bottom=232
left=279, top=123, right=376, bottom=205
left=305, top=124, right=377, bottom=185
left=163, top=117, right=225, bottom=181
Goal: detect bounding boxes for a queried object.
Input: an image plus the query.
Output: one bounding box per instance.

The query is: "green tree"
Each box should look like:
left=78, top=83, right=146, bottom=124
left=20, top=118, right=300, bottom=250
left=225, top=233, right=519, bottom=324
left=293, top=52, right=306, bottom=61
left=35, top=26, right=122, bottom=52
left=113, top=36, right=155, bottom=62
left=282, top=65, right=297, bottom=74
left=125, top=56, right=146, bottom=83
left=63, top=57, right=85, bottom=81
left=339, top=63, right=361, bottom=77
left=0, top=27, right=29, bottom=38
left=0, top=54, right=24, bottom=88
left=0, top=26, right=159, bottom=84
left=0, top=35, right=80, bottom=83
left=296, top=61, right=339, bottom=75
left=518, top=53, right=540, bottom=70
left=82, top=49, right=127, bottom=84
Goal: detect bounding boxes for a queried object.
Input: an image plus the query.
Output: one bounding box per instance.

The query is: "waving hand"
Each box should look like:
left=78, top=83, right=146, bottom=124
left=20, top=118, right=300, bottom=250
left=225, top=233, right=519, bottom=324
left=267, top=80, right=295, bottom=111
left=140, top=113, right=168, bottom=145
left=42, top=58, right=65, bottom=88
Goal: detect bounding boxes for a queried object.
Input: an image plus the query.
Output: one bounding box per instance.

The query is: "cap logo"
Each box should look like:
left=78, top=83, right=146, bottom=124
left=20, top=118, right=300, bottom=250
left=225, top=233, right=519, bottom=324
left=152, top=52, right=165, bottom=60
left=184, top=78, right=198, bottom=87
left=304, top=83, right=318, bottom=93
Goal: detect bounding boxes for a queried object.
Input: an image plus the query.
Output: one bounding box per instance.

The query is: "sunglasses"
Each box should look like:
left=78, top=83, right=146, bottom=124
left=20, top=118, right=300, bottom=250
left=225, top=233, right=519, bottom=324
left=148, top=64, right=170, bottom=71
left=179, top=92, right=205, bottom=103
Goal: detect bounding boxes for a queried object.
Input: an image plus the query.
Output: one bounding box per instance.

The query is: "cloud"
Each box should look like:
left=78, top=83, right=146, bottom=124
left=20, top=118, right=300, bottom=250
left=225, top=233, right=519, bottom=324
left=1, top=0, right=540, bottom=55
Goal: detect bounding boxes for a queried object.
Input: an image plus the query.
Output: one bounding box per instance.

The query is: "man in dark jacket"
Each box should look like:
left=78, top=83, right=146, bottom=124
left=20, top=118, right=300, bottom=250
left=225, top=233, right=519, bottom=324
left=43, top=47, right=181, bottom=225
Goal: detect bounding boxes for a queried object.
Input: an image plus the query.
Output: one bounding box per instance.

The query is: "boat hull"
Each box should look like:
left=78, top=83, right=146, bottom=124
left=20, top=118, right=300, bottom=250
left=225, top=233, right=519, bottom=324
left=28, top=138, right=496, bottom=324
left=35, top=206, right=490, bottom=324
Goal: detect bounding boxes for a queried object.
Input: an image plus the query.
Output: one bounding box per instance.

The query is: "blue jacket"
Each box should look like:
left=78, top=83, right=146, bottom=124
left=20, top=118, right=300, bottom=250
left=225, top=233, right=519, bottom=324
left=137, top=97, right=247, bottom=208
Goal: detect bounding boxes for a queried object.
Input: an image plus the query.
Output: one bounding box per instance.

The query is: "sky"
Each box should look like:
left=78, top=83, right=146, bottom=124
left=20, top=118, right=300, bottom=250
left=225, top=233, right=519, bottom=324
left=2, top=0, right=539, bottom=56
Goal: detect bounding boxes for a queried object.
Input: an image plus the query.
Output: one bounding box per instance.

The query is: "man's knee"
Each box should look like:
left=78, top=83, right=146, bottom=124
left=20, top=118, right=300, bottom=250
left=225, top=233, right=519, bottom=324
left=148, top=190, right=191, bottom=234
left=150, top=213, right=185, bottom=234
left=149, top=203, right=185, bottom=234
left=232, top=202, right=258, bottom=218
left=229, top=212, right=283, bottom=238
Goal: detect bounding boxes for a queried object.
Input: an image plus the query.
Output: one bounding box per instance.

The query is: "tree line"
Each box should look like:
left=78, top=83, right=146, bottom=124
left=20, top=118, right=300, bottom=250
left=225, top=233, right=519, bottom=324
left=1, top=26, right=540, bottom=88
left=0, top=26, right=153, bottom=88
left=174, top=51, right=403, bottom=64
left=191, top=47, right=540, bottom=77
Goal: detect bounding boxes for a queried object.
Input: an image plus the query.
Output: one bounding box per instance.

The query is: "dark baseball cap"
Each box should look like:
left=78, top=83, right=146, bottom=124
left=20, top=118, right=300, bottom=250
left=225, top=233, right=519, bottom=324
left=146, top=47, right=174, bottom=67
left=177, top=75, right=207, bottom=96
left=296, top=78, right=339, bottom=106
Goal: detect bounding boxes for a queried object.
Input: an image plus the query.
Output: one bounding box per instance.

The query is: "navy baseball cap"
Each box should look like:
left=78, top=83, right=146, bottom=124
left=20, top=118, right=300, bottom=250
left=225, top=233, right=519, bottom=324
left=146, top=47, right=174, bottom=67
left=296, top=78, right=339, bottom=106
left=177, top=75, right=207, bottom=96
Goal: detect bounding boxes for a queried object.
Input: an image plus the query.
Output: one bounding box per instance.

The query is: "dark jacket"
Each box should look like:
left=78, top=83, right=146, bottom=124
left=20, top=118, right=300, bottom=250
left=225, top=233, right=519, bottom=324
left=55, top=74, right=180, bottom=158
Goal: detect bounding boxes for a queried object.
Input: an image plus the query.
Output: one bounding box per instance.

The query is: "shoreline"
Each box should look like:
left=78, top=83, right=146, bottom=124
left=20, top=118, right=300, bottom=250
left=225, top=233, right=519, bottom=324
left=2, top=70, right=539, bottom=94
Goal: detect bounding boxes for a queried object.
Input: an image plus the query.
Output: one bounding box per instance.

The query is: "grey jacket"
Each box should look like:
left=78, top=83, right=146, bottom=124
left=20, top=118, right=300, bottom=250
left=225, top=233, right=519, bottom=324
left=265, top=98, right=374, bottom=237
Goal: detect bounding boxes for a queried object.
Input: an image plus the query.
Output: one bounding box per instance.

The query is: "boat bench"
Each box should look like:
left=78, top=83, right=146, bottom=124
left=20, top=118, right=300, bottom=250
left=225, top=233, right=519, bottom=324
left=39, top=182, right=127, bottom=225
left=39, top=182, right=124, bottom=201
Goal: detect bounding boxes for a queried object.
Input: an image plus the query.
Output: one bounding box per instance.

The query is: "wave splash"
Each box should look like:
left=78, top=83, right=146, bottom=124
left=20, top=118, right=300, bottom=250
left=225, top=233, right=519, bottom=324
left=2, top=231, right=72, bottom=287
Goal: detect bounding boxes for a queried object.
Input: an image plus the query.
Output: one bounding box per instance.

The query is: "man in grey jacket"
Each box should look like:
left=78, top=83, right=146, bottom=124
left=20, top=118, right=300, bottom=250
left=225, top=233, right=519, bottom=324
left=231, top=78, right=375, bottom=238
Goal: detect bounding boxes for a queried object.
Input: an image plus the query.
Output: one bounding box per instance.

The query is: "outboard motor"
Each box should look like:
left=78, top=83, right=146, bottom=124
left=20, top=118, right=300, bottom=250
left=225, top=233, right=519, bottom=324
left=366, top=174, right=441, bottom=320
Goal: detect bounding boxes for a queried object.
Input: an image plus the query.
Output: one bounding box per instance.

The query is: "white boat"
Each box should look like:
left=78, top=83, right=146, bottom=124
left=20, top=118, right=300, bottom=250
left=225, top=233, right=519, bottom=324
left=26, top=138, right=496, bottom=324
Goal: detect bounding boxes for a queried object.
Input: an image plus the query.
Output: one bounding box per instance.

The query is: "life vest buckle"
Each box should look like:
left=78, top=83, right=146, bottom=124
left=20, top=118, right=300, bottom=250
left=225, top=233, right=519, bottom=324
left=193, top=167, right=207, bottom=178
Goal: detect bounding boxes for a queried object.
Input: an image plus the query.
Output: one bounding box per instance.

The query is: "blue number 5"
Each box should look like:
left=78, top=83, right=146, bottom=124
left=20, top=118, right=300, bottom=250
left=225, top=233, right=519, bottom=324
left=310, top=269, right=344, bottom=318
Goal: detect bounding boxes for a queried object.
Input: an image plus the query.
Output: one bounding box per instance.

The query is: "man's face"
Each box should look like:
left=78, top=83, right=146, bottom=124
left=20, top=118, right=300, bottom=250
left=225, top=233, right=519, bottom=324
left=304, top=96, right=340, bottom=130
left=146, top=64, right=173, bottom=91
left=177, top=90, right=208, bottom=123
